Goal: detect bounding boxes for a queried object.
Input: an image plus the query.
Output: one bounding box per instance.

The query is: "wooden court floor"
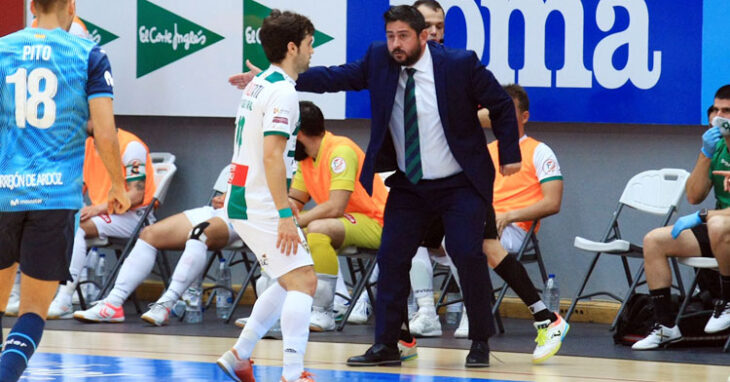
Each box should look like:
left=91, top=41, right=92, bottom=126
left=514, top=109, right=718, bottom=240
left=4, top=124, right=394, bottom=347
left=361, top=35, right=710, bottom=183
left=11, top=329, right=730, bottom=381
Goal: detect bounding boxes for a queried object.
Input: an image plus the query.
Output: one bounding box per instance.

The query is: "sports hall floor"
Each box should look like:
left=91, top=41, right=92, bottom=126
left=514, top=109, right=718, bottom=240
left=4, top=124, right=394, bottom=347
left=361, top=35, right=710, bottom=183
left=3, top=303, right=729, bottom=381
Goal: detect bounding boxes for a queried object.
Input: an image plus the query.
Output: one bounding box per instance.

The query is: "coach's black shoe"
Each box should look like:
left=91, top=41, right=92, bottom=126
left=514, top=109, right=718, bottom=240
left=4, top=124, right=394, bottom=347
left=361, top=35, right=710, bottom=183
left=465, top=340, right=490, bottom=368
left=346, top=343, right=401, bottom=366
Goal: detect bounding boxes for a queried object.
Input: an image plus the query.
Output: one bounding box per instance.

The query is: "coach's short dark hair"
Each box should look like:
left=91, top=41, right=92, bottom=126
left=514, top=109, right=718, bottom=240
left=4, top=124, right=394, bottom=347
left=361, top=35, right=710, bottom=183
left=33, top=0, right=69, bottom=12
left=383, top=5, right=426, bottom=34
left=259, top=10, right=314, bottom=64
left=715, top=85, right=730, bottom=101
left=413, top=0, right=444, bottom=13
left=299, top=101, right=325, bottom=137
left=504, top=84, right=530, bottom=113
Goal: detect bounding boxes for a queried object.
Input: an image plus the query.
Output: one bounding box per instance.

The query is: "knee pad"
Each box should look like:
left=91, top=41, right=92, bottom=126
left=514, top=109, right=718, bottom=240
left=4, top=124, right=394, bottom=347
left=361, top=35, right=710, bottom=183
left=189, top=221, right=211, bottom=243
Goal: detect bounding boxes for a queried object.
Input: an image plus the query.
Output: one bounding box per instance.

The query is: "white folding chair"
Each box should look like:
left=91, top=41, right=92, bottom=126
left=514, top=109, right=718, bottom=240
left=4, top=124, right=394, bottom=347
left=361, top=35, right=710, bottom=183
left=566, top=168, right=690, bottom=328
left=92, top=162, right=178, bottom=303
left=675, top=258, right=730, bottom=352
left=150, top=152, right=176, bottom=165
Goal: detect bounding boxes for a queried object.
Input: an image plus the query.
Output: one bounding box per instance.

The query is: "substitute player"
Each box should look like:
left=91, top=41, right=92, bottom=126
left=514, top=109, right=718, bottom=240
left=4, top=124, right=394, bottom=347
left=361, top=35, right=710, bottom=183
left=0, top=0, right=130, bottom=380
left=215, top=10, right=317, bottom=382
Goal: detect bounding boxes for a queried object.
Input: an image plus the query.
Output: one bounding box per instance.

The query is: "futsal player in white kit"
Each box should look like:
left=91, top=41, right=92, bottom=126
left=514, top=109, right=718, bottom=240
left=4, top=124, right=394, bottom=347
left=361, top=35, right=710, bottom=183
left=216, top=9, right=317, bottom=382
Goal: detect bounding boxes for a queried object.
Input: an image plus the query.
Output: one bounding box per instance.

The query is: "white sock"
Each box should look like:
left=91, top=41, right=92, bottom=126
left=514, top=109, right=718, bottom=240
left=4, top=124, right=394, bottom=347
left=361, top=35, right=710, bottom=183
left=280, top=291, right=313, bottom=382
left=234, top=281, right=287, bottom=359
left=334, top=266, right=350, bottom=306
left=410, top=247, right=434, bottom=300
left=61, top=228, right=89, bottom=300
left=416, top=296, right=437, bottom=316
left=159, top=239, right=207, bottom=303
left=106, top=239, right=158, bottom=307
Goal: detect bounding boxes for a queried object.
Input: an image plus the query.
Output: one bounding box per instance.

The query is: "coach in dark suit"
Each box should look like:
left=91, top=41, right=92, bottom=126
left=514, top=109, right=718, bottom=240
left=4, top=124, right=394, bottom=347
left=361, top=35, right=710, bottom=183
left=296, top=5, right=521, bottom=367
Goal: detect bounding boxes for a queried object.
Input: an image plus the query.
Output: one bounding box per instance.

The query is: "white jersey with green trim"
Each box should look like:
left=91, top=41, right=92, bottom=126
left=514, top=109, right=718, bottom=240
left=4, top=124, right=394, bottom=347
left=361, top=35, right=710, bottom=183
left=225, top=65, right=299, bottom=221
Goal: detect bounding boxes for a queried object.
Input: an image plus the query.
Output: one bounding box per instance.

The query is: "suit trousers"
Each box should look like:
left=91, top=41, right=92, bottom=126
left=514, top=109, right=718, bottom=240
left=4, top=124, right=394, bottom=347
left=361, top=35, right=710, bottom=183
left=374, top=171, right=495, bottom=346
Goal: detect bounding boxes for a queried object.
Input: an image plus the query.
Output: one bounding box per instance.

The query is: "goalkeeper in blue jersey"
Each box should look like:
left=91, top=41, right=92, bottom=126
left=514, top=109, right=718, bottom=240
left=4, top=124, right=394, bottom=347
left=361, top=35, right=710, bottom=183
left=0, top=0, right=130, bottom=380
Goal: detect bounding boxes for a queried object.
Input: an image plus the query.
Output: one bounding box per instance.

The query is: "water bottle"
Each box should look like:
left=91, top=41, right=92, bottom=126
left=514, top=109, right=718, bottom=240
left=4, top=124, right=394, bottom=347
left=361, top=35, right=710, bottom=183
left=184, top=279, right=203, bottom=324
left=95, top=252, right=107, bottom=292
left=83, top=248, right=100, bottom=301
left=216, top=258, right=233, bottom=319
left=445, top=292, right=463, bottom=325
left=544, top=274, right=560, bottom=313
left=407, top=291, right=418, bottom=320
left=171, top=299, right=186, bottom=318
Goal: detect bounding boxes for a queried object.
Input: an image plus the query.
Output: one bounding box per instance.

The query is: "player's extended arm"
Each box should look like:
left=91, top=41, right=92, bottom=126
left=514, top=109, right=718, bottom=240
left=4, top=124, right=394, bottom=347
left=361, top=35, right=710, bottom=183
left=88, top=97, right=131, bottom=214
left=296, top=190, right=352, bottom=228
left=228, top=60, right=262, bottom=89
left=495, top=180, right=563, bottom=233
left=263, top=135, right=300, bottom=255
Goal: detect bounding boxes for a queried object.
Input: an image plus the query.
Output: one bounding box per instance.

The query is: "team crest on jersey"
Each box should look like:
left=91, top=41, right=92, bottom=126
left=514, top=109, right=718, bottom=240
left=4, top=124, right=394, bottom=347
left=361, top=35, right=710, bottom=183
left=543, top=159, right=557, bottom=174
left=259, top=253, right=268, bottom=266
left=331, top=157, right=346, bottom=174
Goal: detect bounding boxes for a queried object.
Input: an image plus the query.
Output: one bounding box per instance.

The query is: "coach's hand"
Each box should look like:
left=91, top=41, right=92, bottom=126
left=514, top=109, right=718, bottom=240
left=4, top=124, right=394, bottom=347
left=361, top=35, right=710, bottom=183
left=228, top=60, right=263, bottom=89
left=500, top=163, right=521, bottom=176
left=277, top=217, right=301, bottom=255
left=712, top=170, right=730, bottom=192
left=108, top=184, right=131, bottom=215
left=671, top=212, right=702, bottom=239
left=701, top=126, right=722, bottom=158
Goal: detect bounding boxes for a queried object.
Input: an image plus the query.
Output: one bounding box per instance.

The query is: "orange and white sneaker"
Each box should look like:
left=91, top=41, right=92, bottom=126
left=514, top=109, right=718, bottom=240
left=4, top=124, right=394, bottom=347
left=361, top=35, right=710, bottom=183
left=532, top=313, right=569, bottom=363
left=398, top=337, right=418, bottom=361
left=282, top=371, right=315, bottom=381
left=217, top=348, right=255, bottom=382
left=73, top=300, right=125, bottom=323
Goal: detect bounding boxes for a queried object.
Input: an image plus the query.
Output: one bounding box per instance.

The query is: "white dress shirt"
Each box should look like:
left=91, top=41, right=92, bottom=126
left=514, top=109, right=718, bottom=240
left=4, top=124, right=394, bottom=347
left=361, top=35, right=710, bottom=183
left=388, top=44, right=462, bottom=180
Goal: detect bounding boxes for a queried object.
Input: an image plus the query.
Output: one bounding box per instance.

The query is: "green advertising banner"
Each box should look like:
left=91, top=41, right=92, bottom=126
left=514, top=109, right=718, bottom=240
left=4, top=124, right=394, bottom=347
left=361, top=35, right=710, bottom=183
left=80, top=18, right=119, bottom=47
left=137, top=0, right=225, bottom=78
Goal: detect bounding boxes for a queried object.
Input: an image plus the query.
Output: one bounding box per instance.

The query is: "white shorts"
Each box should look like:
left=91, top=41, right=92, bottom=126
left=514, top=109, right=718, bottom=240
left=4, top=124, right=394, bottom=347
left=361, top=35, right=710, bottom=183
left=230, top=218, right=313, bottom=279
left=183, top=206, right=240, bottom=246
left=90, top=208, right=155, bottom=239
left=430, top=223, right=528, bottom=267
left=499, top=224, right=528, bottom=254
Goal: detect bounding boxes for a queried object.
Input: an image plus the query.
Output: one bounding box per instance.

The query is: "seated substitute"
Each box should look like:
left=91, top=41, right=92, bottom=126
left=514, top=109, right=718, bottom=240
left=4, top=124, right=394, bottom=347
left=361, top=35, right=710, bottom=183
left=47, top=127, right=156, bottom=319
left=72, top=190, right=241, bottom=325
left=633, top=85, right=730, bottom=350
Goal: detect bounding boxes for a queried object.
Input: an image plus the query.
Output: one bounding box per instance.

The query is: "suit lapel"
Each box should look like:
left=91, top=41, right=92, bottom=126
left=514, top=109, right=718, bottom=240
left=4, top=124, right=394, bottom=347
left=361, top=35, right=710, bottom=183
left=430, top=44, right=450, bottom=134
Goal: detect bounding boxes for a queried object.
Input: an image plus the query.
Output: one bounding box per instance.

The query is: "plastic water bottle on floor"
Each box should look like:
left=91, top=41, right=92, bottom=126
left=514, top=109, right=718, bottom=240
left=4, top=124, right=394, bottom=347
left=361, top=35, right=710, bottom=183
left=216, top=258, right=233, bottom=319
left=184, top=279, right=203, bottom=324
left=95, top=252, right=108, bottom=294
left=445, top=293, right=462, bottom=325
left=544, top=274, right=560, bottom=313
left=84, top=248, right=101, bottom=301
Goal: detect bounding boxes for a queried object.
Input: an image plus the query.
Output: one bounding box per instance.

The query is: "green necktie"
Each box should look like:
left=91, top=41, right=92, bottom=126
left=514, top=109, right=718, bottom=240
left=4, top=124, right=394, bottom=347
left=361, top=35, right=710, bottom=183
left=403, top=68, right=422, bottom=184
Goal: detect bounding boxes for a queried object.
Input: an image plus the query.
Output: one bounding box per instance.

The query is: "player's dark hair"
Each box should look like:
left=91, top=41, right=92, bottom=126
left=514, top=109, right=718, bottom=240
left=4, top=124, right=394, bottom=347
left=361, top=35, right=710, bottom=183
left=383, top=5, right=426, bottom=34
left=413, top=0, right=444, bottom=13
left=504, top=84, right=530, bottom=113
left=259, top=10, right=314, bottom=64
left=715, top=85, right=730, bottom=101
left=299, top=101, right=325, bottom=137
left=33, top=0, right=69, bottom=12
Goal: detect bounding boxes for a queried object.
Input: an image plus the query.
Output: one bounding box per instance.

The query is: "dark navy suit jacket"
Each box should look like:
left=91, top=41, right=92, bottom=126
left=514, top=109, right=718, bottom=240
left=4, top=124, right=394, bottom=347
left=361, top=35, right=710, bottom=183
left=296, top=41, right=521, bottom=205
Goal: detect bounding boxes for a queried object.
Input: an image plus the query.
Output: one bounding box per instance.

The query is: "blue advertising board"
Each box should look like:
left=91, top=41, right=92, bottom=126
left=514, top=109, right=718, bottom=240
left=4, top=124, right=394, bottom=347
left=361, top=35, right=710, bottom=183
left=345, top=0, right=727, bottom=125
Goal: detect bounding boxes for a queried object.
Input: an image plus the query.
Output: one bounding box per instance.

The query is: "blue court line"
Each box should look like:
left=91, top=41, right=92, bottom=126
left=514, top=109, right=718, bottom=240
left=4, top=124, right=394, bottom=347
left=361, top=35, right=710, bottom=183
left=22, top=352, right=525, bottom=381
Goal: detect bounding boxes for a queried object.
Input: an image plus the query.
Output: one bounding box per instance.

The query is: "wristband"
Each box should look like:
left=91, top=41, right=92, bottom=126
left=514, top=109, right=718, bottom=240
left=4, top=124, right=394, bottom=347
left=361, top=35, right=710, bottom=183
left=278, top=207, right=293, bottom=218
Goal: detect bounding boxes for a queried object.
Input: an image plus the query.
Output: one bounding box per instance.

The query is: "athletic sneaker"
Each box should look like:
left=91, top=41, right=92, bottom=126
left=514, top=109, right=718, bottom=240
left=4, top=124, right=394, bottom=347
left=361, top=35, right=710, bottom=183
left=73, top=300, right=125, bottom=323
left=454, top=308, right=468, bottom=338
left=5, top=290, right=19, bottom=317
left=705, top=300, right=730, bottom=334
left=347, top=298, right=371, bottom=324
left=141, top=302, right=171, bottom=327
left=398, top=338, right=418, bottom=361
left=283, top=371, right=315, bottom=381
left=235, top=316, right=248, bottom=328
left=309, top=307, right=335, bottom=332
left=333, top=302, right=347, bottom=322
left=532, top=313, right=570, bottom=363
left=217, top=348, right=255, bottom=382
left=47, top=295, right=74, bottom=319
left=409, top=311, right=443, bottom=337
left=631, top=324, right=682, bottom=350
